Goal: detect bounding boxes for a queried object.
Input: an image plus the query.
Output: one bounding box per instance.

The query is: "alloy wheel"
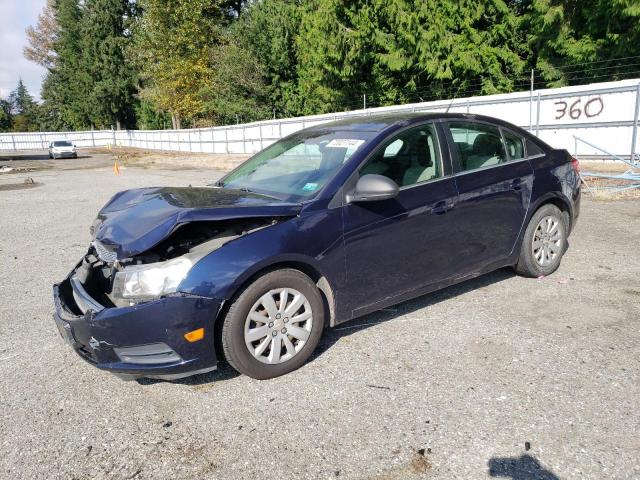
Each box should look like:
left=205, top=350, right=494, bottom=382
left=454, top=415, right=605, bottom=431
left=244, top=288, right=313, bottom=364
left=532, top=215, right=563, bottom=266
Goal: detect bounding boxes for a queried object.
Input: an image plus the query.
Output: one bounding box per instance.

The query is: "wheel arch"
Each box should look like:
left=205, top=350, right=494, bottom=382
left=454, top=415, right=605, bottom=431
left=212, top=259, right=337, bottom=356
left=529, top=192, right=573, bottom=231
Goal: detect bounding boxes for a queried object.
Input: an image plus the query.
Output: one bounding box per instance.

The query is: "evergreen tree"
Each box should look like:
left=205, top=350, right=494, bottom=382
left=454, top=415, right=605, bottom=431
left=0, top=99, right=13, bottom=132
left=199, top=40, right=270, bottom=124
left=41, top=0, right=91, bottom=129
left=81, top=0, right=138, bottom=129
left=234, top=0, right=302, bottom=117
left=525, top=0, right=640, bottom=86
left=8, top=79, right=38, bottom=116
left=295, top=0, right=525, bottom=114
left=8, top=80, right=40, bottom=132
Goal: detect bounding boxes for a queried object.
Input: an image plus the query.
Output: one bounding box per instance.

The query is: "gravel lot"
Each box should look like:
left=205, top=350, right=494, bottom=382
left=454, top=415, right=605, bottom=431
left=1, top=151, right=639, bottom=480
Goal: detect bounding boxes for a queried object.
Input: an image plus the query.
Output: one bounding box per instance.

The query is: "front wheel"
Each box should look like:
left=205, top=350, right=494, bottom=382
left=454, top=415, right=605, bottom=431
left=515, top=204, right=567, bottom=277
left=221, top=269, right=325, bottom=379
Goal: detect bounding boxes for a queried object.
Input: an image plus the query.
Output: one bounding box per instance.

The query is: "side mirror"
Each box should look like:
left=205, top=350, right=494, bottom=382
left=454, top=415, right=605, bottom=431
left=347, top=174, right=399, bottom=203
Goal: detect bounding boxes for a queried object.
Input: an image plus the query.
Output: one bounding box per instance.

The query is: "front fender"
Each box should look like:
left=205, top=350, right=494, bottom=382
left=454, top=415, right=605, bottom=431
left=177, top=208, right=345, bottom=301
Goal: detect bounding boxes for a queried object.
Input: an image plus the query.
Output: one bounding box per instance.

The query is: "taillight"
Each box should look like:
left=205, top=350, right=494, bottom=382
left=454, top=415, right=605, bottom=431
left=570, top=156, right=580, bottom=173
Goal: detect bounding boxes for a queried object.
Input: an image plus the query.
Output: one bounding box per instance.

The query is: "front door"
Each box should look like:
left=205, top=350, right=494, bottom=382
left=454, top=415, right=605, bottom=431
left=341, top=122, right=459, bottom=315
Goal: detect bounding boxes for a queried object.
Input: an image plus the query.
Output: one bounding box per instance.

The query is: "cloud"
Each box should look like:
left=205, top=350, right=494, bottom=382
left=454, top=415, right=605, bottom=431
left=0, top=0, right=48, bottom=101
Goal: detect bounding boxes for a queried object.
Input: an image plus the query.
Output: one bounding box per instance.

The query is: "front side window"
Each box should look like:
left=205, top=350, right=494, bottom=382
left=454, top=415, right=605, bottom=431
left=448, top=122, right=507, bottom=172
left=360, top=123, right=442, bottom=187
left=220, top=129, right=375, bottom=201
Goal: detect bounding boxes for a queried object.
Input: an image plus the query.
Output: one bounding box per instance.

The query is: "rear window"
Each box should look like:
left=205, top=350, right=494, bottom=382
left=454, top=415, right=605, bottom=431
left=526, top=138, right=545, bottom=157
left=502, top=129, right=525, bottom=160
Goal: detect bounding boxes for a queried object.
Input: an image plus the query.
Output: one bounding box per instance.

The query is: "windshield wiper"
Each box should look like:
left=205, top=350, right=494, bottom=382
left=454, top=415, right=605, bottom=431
left=237, top=187, right=286, bottom=201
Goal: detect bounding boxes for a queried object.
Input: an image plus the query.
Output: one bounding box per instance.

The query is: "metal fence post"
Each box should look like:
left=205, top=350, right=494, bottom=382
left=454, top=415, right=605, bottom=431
left=529, top=69, right=534, bottom=132
left=631, top=83, right=640, bottom=164
left=91, top=128, right=95, bottom=147
left=242, top=127, right=246, bottom=154
left=10, top=134, right=16, bottom=151
left=224, top=128, right=229, bottom=154
left=535, top=92, right=541, bottom=137
left=278, top=121, right=282, bottom=140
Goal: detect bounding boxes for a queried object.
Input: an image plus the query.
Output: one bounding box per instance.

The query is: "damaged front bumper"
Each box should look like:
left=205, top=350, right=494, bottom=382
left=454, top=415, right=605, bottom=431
left=53, top=268, right=221, bottom=380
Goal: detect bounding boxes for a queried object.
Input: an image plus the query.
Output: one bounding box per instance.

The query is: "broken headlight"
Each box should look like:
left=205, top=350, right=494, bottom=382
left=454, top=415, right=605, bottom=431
left=112, top=254, right=202, bottom=300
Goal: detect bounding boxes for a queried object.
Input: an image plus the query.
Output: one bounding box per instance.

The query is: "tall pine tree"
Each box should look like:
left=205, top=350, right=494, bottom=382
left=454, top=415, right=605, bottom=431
left=42, top=0, right=91, bottom=129
left=81, top=0, right=138, bottom=129
left=8, top=79, right=40, bottom=131
left=525, top=0, right=640, bottom=86
left=295, top=0, right=525, bottom=114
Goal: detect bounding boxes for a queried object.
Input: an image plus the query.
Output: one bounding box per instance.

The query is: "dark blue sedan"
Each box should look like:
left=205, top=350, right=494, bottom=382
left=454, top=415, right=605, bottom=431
left=53, top=113, right=581, bottom=380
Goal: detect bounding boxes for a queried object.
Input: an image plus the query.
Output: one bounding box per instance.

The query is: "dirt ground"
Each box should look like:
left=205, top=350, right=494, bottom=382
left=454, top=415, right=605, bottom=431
left=0, top=150, right=639, bottom=480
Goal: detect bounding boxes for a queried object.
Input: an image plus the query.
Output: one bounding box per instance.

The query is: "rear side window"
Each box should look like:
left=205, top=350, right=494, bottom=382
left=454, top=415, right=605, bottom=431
left=502, top=129, right=525, bottom=160
left=526, top=138, right=545, bottom=157
left=448, top=121, right=507, bottom=172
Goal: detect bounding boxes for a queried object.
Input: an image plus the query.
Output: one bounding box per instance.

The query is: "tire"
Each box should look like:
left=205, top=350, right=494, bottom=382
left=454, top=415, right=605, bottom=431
left=221, top=269, right=325, bottom=379
left=515, top=204, right=567, bottom=278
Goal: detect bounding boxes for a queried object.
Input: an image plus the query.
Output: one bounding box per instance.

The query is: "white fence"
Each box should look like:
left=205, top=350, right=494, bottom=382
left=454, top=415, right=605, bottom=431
left=2, top=79, right=639, bottom=159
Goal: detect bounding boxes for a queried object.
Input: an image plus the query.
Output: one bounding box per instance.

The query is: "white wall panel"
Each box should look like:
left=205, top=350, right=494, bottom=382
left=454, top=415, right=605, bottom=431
left=1, top=79, right=638, bottom=159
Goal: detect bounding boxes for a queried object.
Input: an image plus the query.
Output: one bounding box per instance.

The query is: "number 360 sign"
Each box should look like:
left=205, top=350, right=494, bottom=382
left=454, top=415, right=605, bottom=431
left=554, top=97, right=604, bottom=120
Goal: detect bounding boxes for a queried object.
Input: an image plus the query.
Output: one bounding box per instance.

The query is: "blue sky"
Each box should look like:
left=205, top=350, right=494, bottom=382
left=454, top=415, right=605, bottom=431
left=0, top=0, right=47, bottom=101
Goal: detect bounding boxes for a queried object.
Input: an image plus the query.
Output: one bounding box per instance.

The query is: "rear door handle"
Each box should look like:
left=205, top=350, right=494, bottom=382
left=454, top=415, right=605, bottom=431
left=431, top=201, right=454, bottom=215
left=511, top=178, right=523, bottom=191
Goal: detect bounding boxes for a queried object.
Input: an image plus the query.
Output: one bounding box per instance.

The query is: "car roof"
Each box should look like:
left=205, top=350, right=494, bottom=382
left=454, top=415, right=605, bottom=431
left=306, top=112, right=523, bottom=133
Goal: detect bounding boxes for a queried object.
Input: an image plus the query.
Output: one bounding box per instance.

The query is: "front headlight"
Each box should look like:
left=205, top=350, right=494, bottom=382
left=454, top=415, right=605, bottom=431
left=112, top=256, right=196, bottom=300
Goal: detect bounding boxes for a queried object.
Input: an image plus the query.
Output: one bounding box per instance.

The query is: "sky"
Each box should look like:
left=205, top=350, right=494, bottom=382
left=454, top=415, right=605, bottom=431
left=0, top=0, right=48, bottom=101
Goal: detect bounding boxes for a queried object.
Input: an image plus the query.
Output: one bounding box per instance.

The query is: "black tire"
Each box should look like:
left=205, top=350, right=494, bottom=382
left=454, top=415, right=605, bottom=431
left=221, top=269, right=325, bottom=379
left=515, top=203, right=567, bottom=278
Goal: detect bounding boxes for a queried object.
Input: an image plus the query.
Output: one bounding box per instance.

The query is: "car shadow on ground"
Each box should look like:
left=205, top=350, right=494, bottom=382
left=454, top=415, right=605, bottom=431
left=488, top=453, right=560, bottom=479
left=0, top=153, right=52, bottom=161
left=156, top=267, right=516, bottom=386
left=311, top=267, right=516, bottom=362
left=0, top=153, right=91, bottom=161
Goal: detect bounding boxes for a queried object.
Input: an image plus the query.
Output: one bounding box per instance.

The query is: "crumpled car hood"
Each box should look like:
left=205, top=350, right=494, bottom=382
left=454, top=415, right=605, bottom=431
left=92, top=186, right=301, bottom=258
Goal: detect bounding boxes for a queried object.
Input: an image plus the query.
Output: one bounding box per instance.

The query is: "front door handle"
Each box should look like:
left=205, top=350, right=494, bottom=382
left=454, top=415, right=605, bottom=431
left=431, top=201, right=454, bottom=215
left=511, top=178, right=523, bottom=191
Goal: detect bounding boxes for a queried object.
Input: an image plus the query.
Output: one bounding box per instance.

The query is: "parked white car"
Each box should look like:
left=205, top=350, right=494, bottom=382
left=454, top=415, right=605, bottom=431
left=49, top=140, right=77, bottom=159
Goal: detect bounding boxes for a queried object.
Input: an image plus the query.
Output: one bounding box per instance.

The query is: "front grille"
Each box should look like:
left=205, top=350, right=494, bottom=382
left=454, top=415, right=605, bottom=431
left=92, top=240, right=118, bottom=263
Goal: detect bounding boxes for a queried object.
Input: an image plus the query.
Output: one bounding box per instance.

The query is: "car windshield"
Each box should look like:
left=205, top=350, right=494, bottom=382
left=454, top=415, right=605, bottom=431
left=53, top=141, right=72, bottom=147
left=219, top=129, right=375, bottom=201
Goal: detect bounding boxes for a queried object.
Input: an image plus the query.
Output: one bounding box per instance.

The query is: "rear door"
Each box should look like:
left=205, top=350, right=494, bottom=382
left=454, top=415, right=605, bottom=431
left=444, top=120, right=533, bottom=273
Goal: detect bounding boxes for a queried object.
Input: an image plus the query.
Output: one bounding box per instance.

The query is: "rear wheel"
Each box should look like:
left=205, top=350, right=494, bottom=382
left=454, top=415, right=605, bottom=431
left=515, top=204, right=567, bottom=277
left=221, top=269, right=325, bottom=379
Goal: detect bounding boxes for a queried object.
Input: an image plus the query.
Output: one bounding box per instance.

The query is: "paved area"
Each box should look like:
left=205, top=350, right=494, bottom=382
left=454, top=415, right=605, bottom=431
left=0, top=152, right=639, bottom=479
